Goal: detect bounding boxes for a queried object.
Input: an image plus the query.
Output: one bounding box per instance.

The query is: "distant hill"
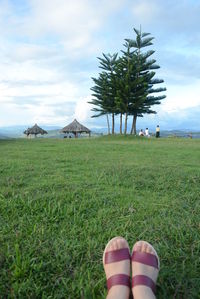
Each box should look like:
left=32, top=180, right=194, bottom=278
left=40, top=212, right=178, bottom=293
left=0, top=134, right=10, bottom=139
left=0, top=126, right=104, bottom=139
left=0, top=125, right=61, bottom=139
left=0, top=125, right=199, bottom=139
left=160, top=130, right=200, bottom=139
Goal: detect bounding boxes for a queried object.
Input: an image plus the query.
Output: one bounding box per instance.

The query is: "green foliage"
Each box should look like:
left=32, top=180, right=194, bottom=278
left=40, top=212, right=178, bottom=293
left=0, top=137, right=200, bottom=298
left=90, top=53, right=118, bottom=116
left=90, top=27, right=166, bottom=134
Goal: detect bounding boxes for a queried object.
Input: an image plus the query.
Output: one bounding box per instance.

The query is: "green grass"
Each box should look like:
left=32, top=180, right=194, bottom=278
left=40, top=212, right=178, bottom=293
left=0, top=136, right=199, bottom=298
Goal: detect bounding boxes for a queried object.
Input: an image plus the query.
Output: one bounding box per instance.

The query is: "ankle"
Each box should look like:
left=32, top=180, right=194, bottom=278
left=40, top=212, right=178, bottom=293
left=132, top=286, right=156, bottom=299
left=107, top=286, right=130, bottom=299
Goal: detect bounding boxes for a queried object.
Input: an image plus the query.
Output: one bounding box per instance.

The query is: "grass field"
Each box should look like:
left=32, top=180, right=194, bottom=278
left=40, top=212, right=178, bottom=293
left=0, top=136, right=199, bottom=298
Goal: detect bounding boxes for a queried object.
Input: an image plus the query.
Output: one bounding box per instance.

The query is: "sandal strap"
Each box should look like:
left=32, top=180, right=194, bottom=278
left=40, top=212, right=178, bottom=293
left=132, top=251, right=158, bottom=269
left=105, top=248, right=130, bottom=264
left=107, top=274, right=130, bottom=290
left=132, top=275, right=156, bottom=294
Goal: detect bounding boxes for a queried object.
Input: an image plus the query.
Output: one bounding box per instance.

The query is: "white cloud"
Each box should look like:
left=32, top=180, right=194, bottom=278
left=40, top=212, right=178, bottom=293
left=132, top=0, right=160, bottom=22
left=0, top=59, right=58, bottom=82
left=160, top=81, right=200, bottom=113
left=7, top=43, right=58, bottom=62
left=11, top=0, right=124, bottom=55
left=1, top=81, right=77, bottom=99
left=0, top=0, right=125, bottom=127
left=0, top=0, right=200, bottom=130
left=74, top=97, right=92, bottom=122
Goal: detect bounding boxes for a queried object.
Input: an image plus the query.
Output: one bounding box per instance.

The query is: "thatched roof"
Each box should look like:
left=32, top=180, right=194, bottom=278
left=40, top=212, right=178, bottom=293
left=61, top=119, right=91, bottom=134
left=24, top=124, right=48, bottom=135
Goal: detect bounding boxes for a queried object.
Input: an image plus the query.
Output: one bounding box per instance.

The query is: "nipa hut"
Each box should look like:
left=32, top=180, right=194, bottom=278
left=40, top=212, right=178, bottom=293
left=60, top=119, right=91, bottom=138
left=24, top=124, right=48, bottom=138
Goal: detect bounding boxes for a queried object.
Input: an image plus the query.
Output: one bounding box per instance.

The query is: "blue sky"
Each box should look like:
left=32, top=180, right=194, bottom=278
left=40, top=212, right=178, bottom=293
left=0, top=0, right=200, bottom=131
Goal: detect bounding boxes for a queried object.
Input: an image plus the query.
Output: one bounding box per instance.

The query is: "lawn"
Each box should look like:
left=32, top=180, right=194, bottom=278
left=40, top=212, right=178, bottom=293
left=0, top=136, right=199, bottom=298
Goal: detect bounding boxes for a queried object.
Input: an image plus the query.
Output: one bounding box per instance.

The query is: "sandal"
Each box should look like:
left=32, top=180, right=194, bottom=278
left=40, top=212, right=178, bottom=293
left=103, top=237, right=131, bottom=291
left=132, top=241, right=160, bottom=295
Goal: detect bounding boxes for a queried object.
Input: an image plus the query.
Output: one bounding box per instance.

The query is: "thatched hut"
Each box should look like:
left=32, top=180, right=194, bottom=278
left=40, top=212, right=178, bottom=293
left=60, top=119, right=91, bottom=138
left=24, top=124, right=48, bottom=138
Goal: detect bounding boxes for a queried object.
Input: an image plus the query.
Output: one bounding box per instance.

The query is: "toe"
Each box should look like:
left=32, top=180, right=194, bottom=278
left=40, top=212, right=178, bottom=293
left=107, top=238, right=119, bottom=252
left=116, top=237, right=128, bottom=250
left=106, top=237, right=128, bottom=254
left=146, top=243, right=153, bottom=254
left=146, top=246, right=151, bottom=253
left=107, top=242, right=114, bottom=252
left=141, top=241, right=148, bottom=252
left=133, top=241, right=142, bottom=252
left=148, top=246, right=154, bottom=254
left=142, top=241, right=157, bottom=257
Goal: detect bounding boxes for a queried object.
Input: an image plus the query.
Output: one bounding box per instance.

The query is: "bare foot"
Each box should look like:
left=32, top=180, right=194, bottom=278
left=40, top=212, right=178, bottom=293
left=132, top=241, right=160, bottom=299
left=103, top=237, right=130, bottom=299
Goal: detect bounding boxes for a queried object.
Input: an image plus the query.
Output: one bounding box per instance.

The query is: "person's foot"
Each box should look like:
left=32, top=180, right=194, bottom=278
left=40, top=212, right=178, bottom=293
left=132, top=241, right=160, bottom=299
left=103, top=237, right=130, bottom=299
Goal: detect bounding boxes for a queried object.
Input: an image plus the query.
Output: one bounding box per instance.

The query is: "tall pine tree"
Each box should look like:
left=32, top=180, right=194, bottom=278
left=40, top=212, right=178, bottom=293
left=126, top=28, right=166, bottom=134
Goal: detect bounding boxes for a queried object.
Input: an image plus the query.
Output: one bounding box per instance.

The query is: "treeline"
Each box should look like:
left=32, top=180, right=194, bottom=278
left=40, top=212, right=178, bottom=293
left=89, top=28, right=166, bottom=134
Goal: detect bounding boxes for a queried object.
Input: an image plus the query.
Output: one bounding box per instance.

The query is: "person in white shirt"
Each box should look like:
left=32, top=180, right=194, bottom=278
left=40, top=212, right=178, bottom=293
left=139, top=129, right=144, bottom=136
left=145, top=128, right=149, bottom=137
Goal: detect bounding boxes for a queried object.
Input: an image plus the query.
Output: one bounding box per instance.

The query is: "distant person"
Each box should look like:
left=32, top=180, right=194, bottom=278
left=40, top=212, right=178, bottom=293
left=145, top=128, right=149, bottom=137
left=156, top=125, right=160, bottom=138
left=139, top=129, right=144, bottom=136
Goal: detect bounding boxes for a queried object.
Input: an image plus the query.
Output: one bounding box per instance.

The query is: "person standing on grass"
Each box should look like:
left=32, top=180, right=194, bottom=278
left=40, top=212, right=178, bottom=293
left=145, top=128, right=149, bottom=137
left=156, top=125, right=160, bottom=138
left=103, top=237, right=159, bottom=299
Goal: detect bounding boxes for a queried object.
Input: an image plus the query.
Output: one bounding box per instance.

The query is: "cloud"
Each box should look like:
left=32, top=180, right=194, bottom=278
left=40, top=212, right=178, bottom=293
left=7, top=43, right=59, bottom=63
left=158, top=105, right=200, bottom=130
left=131, top=0, right=159, bottom=22
left=159, top=80, right=200, bottom=113
left=0, top=98, right=77, bottom=127
left=0, top=0, right=125, bottom=126
left=0, top=0, right=200, bottom=130
left=5, top=0, right=124, bottom=57
left=131, top=0, right=200, bottom=35
left=157, top=50, right=200, bottom=84
left=0, top=79, right=78, bottom=101
left=74, top=97, right=93, bottom=122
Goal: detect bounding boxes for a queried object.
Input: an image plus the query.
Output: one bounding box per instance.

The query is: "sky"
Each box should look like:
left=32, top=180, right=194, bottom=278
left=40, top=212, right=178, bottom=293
left=0, top=0, right=200, bottom=131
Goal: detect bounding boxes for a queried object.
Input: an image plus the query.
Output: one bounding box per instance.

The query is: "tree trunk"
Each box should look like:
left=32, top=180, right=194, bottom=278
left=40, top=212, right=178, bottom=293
left=106, top=114, right=110, bottom=135
left=133, top=114, right=137, bottom=135
left=130, top=116, right=134, bottom=134
left=130, top=114, right=137, bottom=134
left=120, top=113, right=122, bottom=134
left=124, top=113, right=128, bottom=135
left=112, top=113, right=115, bottom=134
